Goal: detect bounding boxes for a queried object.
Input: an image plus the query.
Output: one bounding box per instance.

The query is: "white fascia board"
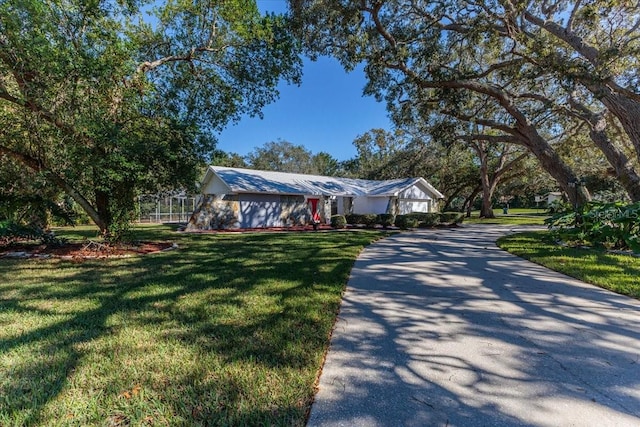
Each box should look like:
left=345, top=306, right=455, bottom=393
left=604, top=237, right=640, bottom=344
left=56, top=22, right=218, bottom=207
left=199, top=167, right=215, bottom=193
left=383, top=178, right=421, bottom=198
left=417, top=178, right=445, bottom=199
left=391, top=178, right=444, bottom=199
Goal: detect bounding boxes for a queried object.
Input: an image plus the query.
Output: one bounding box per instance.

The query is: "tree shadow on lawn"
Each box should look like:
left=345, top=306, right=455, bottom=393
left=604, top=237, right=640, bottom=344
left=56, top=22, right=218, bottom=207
left=0, top=231, right=378, bottom=425
left=309, top=226, right=640, bottom=426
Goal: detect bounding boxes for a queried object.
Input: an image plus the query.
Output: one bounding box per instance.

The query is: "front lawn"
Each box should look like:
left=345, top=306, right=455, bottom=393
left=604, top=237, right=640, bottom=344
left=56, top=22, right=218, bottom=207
left=498, top=231, right=640, bottom=299
left=466, top=208, right=549, bottom=226
left=0, top=225, right=386, bottom=426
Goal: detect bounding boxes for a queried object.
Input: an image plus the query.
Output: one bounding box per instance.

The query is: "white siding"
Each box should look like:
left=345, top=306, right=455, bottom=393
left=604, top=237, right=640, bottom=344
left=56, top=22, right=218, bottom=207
left=203, top=174, right=232, bottom=195
left=397, top=183, right=437, bottom=213
left=335, top=196, right=352, bottom=215
left=352, top=197, right=390, bottom=214
left=399, top=200, right=431, bottom=214
left=398, top=184, right=432, bottom=200
left=238, top=194, right=283, bottom=228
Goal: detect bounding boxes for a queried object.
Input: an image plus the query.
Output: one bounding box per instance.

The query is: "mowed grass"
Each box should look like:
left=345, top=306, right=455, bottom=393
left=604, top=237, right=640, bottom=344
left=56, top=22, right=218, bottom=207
left=0, top=225, right=387, bottom=426
left=498, top=231, right=640, bottom=299
left=465, top=208, right=549, bottom=226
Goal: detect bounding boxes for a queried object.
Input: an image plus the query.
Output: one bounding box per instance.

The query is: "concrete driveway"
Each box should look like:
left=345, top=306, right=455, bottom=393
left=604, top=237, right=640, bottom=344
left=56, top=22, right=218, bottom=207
left=308, top=225, right=640, bottom=427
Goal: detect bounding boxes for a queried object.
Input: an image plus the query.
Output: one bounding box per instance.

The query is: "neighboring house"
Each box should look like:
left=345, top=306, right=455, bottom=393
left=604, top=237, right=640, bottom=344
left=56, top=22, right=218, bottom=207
left=188, top=166, right=444, bottom=230
left=546, top=192, right=564, bottom=205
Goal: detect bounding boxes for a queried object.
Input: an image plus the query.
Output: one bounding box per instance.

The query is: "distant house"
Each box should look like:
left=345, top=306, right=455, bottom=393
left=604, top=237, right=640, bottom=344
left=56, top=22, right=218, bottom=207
left=546, top=192, right=564, bottom=205
left=188, top=166, right=444, bottom=230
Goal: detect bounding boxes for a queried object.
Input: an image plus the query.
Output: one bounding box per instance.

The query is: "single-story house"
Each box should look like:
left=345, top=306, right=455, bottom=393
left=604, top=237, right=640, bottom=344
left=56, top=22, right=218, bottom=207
left=188, top=166, right=444, bottom=230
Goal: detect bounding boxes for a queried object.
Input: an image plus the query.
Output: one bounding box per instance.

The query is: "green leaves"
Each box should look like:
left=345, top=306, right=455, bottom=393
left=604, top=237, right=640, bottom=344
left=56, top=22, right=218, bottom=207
left=244, top=140, right=342, bottom=175
left=546, top=201, right=640, bottom=253
left=1, top=0, right=302, bottom=238
left=295, top=0, right=640, bottom=206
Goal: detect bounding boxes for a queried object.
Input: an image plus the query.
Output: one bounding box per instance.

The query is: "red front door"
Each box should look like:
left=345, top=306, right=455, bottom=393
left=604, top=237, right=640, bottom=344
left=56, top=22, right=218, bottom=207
left=308, top=198, right=320, bottom=222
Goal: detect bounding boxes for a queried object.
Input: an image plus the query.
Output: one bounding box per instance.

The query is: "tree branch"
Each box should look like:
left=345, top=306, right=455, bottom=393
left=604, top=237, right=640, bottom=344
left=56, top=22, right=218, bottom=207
left=0, top=86, right=81, bottom=140
left=135, top=45, right=228, bottom=74
left=523, top=11, right=600, bottom=66
left=457, top=134, right=525, bottom=145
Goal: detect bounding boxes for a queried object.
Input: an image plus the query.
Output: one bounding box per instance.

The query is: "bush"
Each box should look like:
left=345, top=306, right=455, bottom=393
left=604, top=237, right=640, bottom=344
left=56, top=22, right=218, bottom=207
left=407, top=212, right=440, bottom=227
left=439, top=211, right=464, bottom=225
left=330, top=215, right=347, bottom=229
left=0, top=220, right=67, bottom=246
left=395, top=215, right=419, bottom=230
left=545, top=201, right=640, bottom=252
left=0, top=220, right=41, bottom=244
left=345, top=214, right=363, bottom=225
left=376, top=214, right=395, bottom=228
left=548, top=199, right=572, bottom=214
left=346, top=213, right=379, bottom=227
left=361, top=214, right=378, bottom=228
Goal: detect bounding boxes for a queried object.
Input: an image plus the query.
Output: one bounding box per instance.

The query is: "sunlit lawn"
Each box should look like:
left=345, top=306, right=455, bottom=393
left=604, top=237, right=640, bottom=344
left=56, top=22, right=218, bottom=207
left=498, top=231, right=640, bottom=299
left=465, top=207, right=549, bottom=225
left=0, top=225, right=387, bottom=426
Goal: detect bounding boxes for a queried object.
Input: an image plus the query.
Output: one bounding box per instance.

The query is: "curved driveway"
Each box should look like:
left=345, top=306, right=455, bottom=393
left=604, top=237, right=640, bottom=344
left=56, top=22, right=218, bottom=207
left=308, top=225, right=640, bottom=427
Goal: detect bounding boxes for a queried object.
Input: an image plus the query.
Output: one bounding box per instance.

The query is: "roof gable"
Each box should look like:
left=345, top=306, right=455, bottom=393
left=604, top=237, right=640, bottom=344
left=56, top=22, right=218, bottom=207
left=206, top=166, right=443, bottom=199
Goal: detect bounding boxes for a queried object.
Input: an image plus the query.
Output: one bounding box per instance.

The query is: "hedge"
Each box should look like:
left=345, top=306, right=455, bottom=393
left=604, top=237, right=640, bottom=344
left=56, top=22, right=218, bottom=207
left=407, top=212, right=440, bottom=227
left=376, top=214, right=395, bottom=228
left=395, top=215, right=419, bottom=230
left=345, top=214, right=363, bottom=225
left=439, top=211, right=465, bottom=225
left=361, top=214, right=378, bottom=228
left=330, top=214, right=347, bottom=229
left=346, top=213, right=378, bottom=227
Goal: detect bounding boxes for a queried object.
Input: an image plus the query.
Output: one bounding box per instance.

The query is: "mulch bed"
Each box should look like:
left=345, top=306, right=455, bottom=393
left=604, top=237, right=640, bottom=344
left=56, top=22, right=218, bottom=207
left=0, top=241, right=176, bottom=260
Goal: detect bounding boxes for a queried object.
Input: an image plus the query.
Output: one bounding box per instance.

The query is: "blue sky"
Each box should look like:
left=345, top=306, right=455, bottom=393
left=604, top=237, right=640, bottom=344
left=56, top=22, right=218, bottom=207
left=214, top=1, right=393, bottom=162
left=215, top=58, right=393, bottom=161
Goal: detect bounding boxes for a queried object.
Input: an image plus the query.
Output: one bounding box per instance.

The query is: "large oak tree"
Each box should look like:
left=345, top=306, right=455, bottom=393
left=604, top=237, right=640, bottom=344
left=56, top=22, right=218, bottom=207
left=0, top=0, right=301, bottom=237
left=292, top=0, right=640, bottom=205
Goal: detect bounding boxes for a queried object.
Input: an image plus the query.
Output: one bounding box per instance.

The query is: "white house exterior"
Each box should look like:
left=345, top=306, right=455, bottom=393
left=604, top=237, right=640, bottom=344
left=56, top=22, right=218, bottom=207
left=188, top=166, right=444, bottom=230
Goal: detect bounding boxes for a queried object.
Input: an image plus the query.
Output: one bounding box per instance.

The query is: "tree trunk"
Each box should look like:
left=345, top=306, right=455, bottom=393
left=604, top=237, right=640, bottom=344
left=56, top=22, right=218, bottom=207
left=442, top=186, right=466, bottom=211
left=567, top=97, right=640, bottom=202
left=477, top=146, right=496, bottom=218
left=580, top=83, right=640, bottom=165
left=479, top=193, right=495, bottom=218
left=433, top=79, right=592, bottom=208
left=517, top=126, right=592, bottom=208
left=54, top=177, right=108, bottom=234
left=522, top=12, right=640, bottom=164
left=588, top=117, right=640, bottom=202
left=95, top=190, right=112, bottom=236
left=464, top=186, right=481, bottom=217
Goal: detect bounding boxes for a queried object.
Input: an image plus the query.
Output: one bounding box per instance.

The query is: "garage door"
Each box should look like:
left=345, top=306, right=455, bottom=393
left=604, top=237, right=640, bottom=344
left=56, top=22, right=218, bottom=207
left=238, top=194, right=283, bottom=228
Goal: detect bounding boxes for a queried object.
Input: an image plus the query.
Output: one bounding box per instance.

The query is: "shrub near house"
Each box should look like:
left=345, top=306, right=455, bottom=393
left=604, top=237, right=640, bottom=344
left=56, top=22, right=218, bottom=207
left=331, top=215, right=347, bottom=229
left=376, top=214, right=395, bottom=228
left=439, top=212, right=465, bottom=225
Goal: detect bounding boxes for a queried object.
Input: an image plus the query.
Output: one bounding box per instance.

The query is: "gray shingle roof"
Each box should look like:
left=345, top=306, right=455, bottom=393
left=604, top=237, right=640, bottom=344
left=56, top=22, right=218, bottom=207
left=207, top=166, right=443, bottom=198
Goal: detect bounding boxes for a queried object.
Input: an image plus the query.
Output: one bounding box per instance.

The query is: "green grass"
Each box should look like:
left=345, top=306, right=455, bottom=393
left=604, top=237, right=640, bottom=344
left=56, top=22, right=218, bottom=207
left=465, top=208, right=549, bottom=225
left=498, top=231, right=640, bottom=299
left=0, top=225, right=387, bottom=426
